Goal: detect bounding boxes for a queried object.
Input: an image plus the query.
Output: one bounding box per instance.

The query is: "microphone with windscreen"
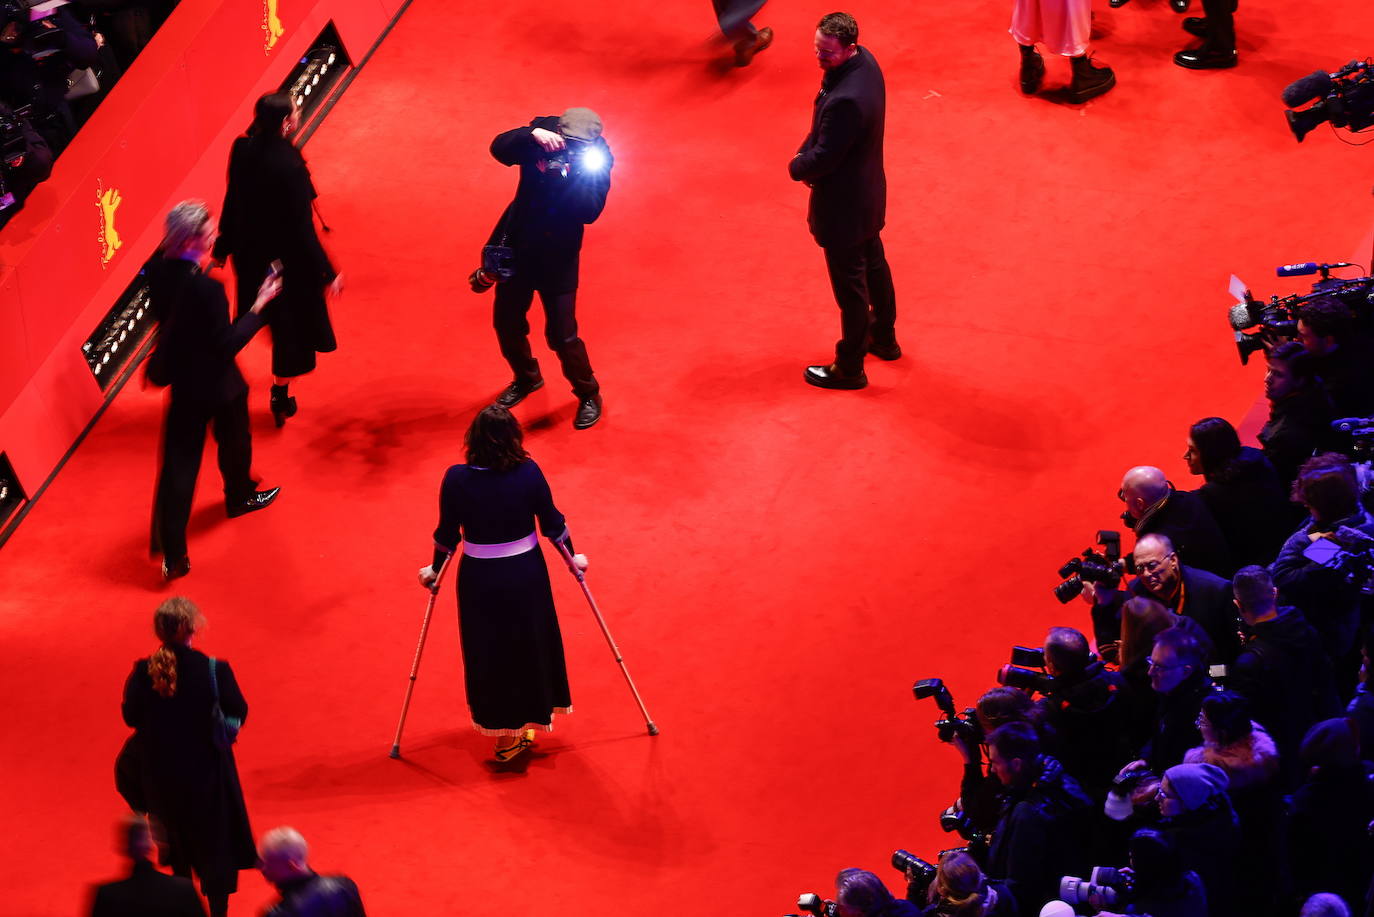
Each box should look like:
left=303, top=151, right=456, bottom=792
left=1281, top=70, right=1334, bottom=108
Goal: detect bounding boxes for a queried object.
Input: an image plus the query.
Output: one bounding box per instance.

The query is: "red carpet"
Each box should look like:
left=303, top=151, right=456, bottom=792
left=3, top=0, right=1374, bottom=913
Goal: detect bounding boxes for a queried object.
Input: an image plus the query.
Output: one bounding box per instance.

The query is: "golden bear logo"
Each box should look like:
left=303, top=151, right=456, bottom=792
left=97, top=183, right=123, bottom=267
left=263, top=0, right=284, bottom=52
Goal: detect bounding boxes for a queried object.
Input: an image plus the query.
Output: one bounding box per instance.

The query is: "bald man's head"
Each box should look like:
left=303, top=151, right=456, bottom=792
left=259, top=827, right=310, bottom=885
left=1121, top=466, right=1170, bottom=521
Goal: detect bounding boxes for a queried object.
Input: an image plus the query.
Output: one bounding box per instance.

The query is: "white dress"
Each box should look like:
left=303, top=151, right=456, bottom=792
left=1010, top=0, right=1091, bottom=57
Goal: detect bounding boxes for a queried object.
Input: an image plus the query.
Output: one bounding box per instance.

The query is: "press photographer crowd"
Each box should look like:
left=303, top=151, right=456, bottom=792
left=0, top=0, right=180, bottom=226
left=791, top=276, right=1374, bottom=917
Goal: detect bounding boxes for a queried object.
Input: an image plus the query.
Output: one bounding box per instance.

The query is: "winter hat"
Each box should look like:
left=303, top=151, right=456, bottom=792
left=558, top=108, right=603, bottom=142
left=1163, top=762, right=1229, bottom=811
left=1300, top=718, right=1359, bottom=769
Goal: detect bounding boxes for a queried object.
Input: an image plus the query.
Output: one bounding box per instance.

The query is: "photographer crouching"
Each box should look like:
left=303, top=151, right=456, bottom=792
left=474, top=107, right=612, bottom=430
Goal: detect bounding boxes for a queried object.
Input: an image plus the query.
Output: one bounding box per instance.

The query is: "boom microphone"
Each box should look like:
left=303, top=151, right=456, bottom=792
left=1282, top=70, right=1334, bottom=108
left=1276, top=261, right=1355, bottom=277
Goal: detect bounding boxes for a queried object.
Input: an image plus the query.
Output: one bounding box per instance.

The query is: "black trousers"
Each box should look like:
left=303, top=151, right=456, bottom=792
left=712, top=0, right=765, bottom=41
left=822, top=234, right=897, bottom=375
left=1202, top=0, right=1237, bottom=51
left=151, top=392, right=255, bottom=562
left=493, top=280, right=599, bottom=399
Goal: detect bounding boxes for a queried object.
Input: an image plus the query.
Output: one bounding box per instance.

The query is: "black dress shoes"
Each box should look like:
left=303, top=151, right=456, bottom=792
left=1174, top=47, right=1237, bottom=69
left=495, top=378, right=544, bottom=409
left=868, top=340, right=902, bottom=361
left=227, top=487, right=280, bottom=518
left=1170, top=0, right=1190, bottom=11
left=573, top=395, right=602, bottom=430
left=1108, top=0, right=1128, bottom=7
left=1182, top=16, right=1208, bottom=37
left=162, top=556, right=191, bottom=581
left=804, top=363, right=868, bottom=390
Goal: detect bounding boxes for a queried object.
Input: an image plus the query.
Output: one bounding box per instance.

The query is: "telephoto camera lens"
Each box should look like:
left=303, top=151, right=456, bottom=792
left=892, top=849, right=938, bottom=889
left=468, top=268, right=495, bottom=294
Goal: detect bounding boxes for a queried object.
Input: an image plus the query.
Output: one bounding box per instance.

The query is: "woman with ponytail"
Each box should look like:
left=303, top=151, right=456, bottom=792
left=121, top=597, right=254, bottom=917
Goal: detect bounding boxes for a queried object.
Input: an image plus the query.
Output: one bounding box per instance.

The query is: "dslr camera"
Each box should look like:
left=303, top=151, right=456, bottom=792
left=997, top=645, right=1056, bottom=695
left=792, top=893, right=837, bottom=917
left=913, top=678, right=981, bottom=747
left=1060, top=866, right=1132, bottom=909
left=1053, top=531, right=1130, bottom=604
left=468, top=244, right=515, bottom=293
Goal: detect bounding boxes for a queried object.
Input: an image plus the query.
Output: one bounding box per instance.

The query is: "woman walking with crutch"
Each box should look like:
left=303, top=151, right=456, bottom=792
left=416, top=405, right=585, bottom=762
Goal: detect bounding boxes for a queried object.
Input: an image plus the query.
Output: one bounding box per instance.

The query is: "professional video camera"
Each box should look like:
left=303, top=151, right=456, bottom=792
left=1225, top=263, right=1374, bottom=364
left=1282, top=59, right=1374, bottom=142
left=1302, top=526, right=1374, bottom=595
left=997, top=645, right=1056, bottom=695
left=1053, top=531, right=1129, bottom=604
left=1060, top=867, right=1133, bottom=909
left=913, top=678, right=981, bottom=747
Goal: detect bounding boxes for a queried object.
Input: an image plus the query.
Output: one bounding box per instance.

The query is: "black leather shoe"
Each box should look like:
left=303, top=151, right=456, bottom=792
left=572, top=395, right=602, bottom=430
left=1174, top=47, right=1236, bottom=69
left=868, top=340, right=902, bottom=361
left=1182, top=16, right=1207, bottom=37
left=1108, top=0, right=1129, bottom=7
left=269, top=385, right=297, bottom=428
left=226, top=487, right=280, bottom=518
left=495, top=378, right=544, bottom=409
left=804, top=363, right=867, bottom=390
left=1170, top=0, right=1189, bottom=11
left=162, top=556, right=191, bottom=581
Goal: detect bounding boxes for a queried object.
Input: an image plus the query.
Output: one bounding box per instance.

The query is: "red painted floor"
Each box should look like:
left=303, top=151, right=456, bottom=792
left=3, top=0, right=1374, bottom=913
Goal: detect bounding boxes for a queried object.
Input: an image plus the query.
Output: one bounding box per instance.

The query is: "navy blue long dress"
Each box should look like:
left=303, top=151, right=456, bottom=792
left=433, top=459, right=572, bottom=734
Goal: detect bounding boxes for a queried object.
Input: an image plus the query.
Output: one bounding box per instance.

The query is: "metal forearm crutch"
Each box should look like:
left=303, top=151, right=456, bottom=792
left=389, top=554, right=454, bottom=758
left=555, top=539, right=659, bottom=736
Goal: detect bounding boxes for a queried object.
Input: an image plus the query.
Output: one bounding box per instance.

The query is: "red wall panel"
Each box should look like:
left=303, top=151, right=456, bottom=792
left=0, top=0, right=403, bottom=503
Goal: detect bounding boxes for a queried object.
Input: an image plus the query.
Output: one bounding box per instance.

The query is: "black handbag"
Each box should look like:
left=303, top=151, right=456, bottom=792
left=208, top=657, right=240, bottom=750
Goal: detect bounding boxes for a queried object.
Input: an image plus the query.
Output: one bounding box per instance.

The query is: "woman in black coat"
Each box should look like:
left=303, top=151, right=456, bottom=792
left=121, top=598, right=254, bottom=917
left=417, top=405, right=586, bottom=762
left=213, top=92, right=341, bottom=427
left=1182, top=416, right=1296, bottom=568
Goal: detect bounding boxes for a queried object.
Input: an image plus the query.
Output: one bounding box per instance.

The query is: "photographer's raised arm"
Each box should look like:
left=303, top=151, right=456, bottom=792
left=490, top=123, right=545, bottom=166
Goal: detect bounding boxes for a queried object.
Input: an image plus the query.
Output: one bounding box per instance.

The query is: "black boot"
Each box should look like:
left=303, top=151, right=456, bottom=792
left=1018, top=44, right=1045, bottom=94
left=269, top=384, right=297, bottom=428
left=1069, top=54, right=1116, bottom=103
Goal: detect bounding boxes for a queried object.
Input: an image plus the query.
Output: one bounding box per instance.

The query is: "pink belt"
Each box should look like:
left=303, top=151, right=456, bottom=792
left=462, top=532, right=538, bottom=559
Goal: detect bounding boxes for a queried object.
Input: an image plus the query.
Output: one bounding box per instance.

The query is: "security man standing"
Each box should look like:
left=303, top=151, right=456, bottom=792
left=790, top=12, right=898, bottom=391
left=483, top=108, right=612, bottom=430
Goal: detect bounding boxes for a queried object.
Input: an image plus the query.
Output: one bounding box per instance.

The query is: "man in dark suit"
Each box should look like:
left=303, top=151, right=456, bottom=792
left=1120, top=465, right=1233, bottom=576
left=484, top=108, right=612, bottom=430
left=90, top=815, right=207, bottom=917
left=789, top=11, right=897, bottom=391
left=147, top=201, right=282, bottom=580
left=1089, top=533, right=1241, bottom=663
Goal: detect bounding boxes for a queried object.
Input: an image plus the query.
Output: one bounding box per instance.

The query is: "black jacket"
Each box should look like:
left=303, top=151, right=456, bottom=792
left=985, top=756, right=1094, bottom=917
left=1311, top=342, right=1374, bottom=418
left=1036, top=662, right=1132, bottom=799
left=790, top=47, right=886, bottom=248
left=1133, top=488, right=1232, bottom=577
left=90, top=859, right=207, bottom=917
left=1193, top=447, right=1295, bottom=568
left=1142, top=670, right=1214, bottom=772
left=1288, top=764, right=1374, bottom=911
left=1258, top=384, right=1336, bottom=489
left=1228, top=607, right=1340, bottom=781
left=487, top=116, right=613, bottom=293
left=144, top=258, right=263, bottom=408
left=1158, top=796, right=1241, bottom=917
left=1093, top=565, right=1240, bottom=663
left=1270, top=509, right=1374, bottom=661
left=121, top=646, right=255, bottom=895
left=0, top=8, right=99, bottom=111
left=266, top=872, right=367, bottom=917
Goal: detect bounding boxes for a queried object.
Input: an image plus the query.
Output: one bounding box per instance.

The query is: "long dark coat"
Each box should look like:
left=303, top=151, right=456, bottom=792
left=789, top=46, right=887, bottom=249
left=213, top=133, right=336, bottom=378
left=121, top=645, right=255, bottom=896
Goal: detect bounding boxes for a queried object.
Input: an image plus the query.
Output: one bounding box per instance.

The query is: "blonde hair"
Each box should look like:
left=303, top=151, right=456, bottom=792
left=148, top=597, right=203, bottom=697
left=936, top=850, right=991, bottom=917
